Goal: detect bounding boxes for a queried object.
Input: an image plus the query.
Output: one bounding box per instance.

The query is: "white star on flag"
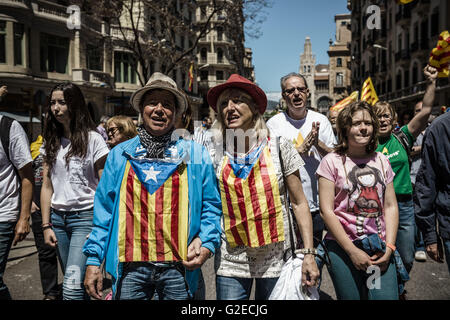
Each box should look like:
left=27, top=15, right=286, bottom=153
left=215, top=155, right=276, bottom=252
left=143, top=166, right=161, bottom=182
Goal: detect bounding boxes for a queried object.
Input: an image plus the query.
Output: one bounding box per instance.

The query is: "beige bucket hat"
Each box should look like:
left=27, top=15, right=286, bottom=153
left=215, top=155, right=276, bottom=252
left=130, top=72, right=188, bottom=114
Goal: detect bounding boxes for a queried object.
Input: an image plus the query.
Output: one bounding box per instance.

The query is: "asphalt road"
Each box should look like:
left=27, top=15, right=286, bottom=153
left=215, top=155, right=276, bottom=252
left=4, top=232, right=450, bottom=300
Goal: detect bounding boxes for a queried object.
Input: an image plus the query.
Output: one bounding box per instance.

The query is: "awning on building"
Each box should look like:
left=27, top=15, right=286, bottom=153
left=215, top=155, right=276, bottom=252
left=0, top=111, right=41, bottom=123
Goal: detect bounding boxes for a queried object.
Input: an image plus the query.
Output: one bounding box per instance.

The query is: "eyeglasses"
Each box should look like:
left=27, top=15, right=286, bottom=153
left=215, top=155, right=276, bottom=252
left=283, top=86, right=308, bottom=95
left=107, top=127, right=120, bottom=138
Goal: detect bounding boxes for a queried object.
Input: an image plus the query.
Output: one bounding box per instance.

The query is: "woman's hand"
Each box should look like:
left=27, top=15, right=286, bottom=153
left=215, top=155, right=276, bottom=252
left=301, top=254, right=320, bottom=287
left=348, top=247, right=373, bottom=271
left=43, top=228, right=58, bottom=247
left=370, top=249, right=393, bottom=273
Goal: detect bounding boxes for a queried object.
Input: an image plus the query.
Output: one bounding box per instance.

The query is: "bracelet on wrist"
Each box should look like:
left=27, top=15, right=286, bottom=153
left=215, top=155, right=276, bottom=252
left=41, top=223, right=53, bottom=231
left=386, top=243, right=396, bottom=252
left=295, top=248, right=318, bottom=256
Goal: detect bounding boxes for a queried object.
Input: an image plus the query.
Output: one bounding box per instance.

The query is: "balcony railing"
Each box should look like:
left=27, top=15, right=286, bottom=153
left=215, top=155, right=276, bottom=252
left=72, top=69, right=113, bottom=88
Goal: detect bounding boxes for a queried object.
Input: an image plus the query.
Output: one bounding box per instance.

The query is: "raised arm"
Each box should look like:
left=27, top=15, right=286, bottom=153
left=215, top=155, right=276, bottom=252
left=407, top=65, right=438, bottom=139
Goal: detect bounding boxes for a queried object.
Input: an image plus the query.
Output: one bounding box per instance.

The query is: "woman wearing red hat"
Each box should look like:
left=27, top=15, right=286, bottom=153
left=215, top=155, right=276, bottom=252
left=206, top=74, right=319, bottom=300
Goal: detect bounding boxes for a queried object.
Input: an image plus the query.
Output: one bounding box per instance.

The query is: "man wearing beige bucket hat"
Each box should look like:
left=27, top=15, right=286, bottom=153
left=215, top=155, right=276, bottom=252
left=83, top=72, right=222, bottom=300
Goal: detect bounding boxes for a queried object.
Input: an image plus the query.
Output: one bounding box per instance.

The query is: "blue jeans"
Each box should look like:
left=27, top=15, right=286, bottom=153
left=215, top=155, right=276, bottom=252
left=0, top=221, right=16, bottom=300
left=116, top=262, right=190, bottom=300
left=444, top=239, right=450, bottom=275
left=216, top=276, right=278, bottom=300
left=396, top=199, right=415, bottom=274
left=51, top=208, right=93, bottom=300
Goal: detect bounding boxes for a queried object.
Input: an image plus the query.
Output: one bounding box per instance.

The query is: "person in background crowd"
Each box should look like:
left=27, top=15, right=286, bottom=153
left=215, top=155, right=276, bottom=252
left=373, top=65, right=437, bottom=299
left=40, top=82, right=109, bottom=300
left=105, top=116, right=138, bottom=149
left=30, top=135, right=61, bottom=300
left=328, top=108, right=339, bottom=139
left=0, top=85, right=7, bottom=103
left=401, top=112, right=411, bottom=127
left=0, top=114, right=33, bottom=300
left=97, top=116, right=109, bottom=142
left=207, top=74, right=319, bottom=300
left=317, top=101, right=400, bottom=300
left=415, top=111, right=450, bottom=274
left=82, top=72, right=221, bottom=300
left=267, top=72, right=336, bottom=248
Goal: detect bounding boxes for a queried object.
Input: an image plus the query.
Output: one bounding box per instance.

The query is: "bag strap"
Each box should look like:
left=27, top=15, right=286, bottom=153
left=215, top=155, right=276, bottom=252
left=276, top=137, right=297, bottom=261
left=393, top=128, right=412, bottom=166
left=1, top=115, right=20, bottom=178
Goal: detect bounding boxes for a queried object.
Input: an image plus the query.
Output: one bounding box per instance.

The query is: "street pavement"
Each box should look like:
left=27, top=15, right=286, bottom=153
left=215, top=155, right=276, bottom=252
left=4, top=232, right=450, bottom=300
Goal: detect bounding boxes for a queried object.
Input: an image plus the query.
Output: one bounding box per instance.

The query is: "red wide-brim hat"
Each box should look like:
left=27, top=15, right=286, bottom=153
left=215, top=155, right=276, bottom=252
left=207, top=74, right=267, bottom=114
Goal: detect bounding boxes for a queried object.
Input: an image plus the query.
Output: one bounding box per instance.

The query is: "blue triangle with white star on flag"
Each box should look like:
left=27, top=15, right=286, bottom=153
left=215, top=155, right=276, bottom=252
left=128, top=158, right=181, bottom=195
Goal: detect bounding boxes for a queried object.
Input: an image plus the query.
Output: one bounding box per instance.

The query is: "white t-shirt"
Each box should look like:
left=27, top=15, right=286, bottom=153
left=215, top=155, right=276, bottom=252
left=41, top=131, right=109, bottom=212
left=267, top=110, right=337, bottom=212
left=210, top=136, right=305, bottom=278
left=0, top=116, right=32, bottom=222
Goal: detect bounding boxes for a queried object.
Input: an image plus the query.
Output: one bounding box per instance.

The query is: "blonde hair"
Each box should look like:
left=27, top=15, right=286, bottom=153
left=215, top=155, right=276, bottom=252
left=106, top=115, right=138, bottom=140
left=212, top=88, right=269, bottom=144
left=373, top=101, right=397, bottom=125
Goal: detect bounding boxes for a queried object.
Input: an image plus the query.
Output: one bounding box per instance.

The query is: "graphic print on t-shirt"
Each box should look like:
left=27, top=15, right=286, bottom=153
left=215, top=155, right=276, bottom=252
left=346, top=163, right=385, bottom=237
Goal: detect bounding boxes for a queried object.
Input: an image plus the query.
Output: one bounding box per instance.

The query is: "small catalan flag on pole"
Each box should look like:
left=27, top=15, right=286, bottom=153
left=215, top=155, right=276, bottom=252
left=361, top=77, right=379, bottom=106
left=330, top=91, right=359, bottom=112
left=429, top=30, right=450, bottom=78
left=188, top=63, right=194, bottom=92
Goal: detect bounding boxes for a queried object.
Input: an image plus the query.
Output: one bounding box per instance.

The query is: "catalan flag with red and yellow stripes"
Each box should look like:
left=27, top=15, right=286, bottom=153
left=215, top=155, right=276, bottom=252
left=330, top=91, right=359, bottom=112
left=219, top=145, right=284, bottom=248
left=361, top=77, right=379, bottom=106
left=429, top=31, right=450, bottom=78
left=118, top=161, right=189, bottom=263
left=397, top=0, right=414, bottom=4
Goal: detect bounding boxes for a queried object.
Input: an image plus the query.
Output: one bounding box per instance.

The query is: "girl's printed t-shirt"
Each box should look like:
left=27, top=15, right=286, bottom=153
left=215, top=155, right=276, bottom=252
left=41, top=131, right=110, bottom=212
left=316, top=152, right=395, bottom=242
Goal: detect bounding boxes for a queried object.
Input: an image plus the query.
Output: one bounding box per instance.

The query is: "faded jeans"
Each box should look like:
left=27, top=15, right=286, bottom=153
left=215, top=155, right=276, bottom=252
left=216, top=276, right=278, bottom=300
left=0, top=221, right=16, bottom=300
left=51, top=208, right=93, bottom=300
left=396, top=199, right=415, bottom=274
left=116, top=262, right=191, bottom=300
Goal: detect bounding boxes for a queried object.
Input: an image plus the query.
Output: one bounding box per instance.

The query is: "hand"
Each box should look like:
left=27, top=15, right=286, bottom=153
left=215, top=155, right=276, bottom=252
left=370, top=249, right=392, bottom=273
left=424, top=65, right=438, bottom=82
left=13, top=217, right=30, bottom=246
left=297, top=126, right=318, bottom=155
left=182, top=238, right=212, bottom=271
left=426, top=243, right=444, bottom=263
left=43, top=228, right=58, bottom=247
left=348, top=247, right=373, bottom=271
left=84, top=265, right=103, bottom=300
left=301, top=254, right=320, bottom=287
left=310, top=122, right=320, bottom=146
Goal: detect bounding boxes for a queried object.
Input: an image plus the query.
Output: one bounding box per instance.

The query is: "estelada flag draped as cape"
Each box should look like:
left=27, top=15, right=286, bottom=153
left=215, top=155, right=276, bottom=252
left=219, top=142, right=285, bottom=248
left=118, top=158, right=189, bottom=263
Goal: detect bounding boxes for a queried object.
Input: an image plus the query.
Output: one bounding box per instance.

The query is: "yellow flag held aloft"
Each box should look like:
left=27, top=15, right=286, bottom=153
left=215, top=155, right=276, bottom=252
left=397, top=0, right=415, bottom=4
left=429, top=31, right=450, bottom=78
left=361, top=77, right=379, bottom=106
left=330, top=91, right=359, bottom=112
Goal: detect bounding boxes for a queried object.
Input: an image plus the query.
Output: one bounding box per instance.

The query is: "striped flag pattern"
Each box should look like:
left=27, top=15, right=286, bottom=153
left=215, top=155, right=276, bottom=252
left=330, top=91, right=359, bottom=112
left=429, top=30, right=450, bottom=78
left=118, top=162, right=189, bottom=262
left=219, top=146, right=285, bottom=248
left=361, top=77, right=379, bottom=106
left=188, top=63, right=194, bottom=92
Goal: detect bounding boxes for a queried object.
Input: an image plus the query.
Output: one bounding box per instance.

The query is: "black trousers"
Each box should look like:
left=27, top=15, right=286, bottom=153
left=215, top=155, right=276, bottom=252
left=31, top=211, right=60, bottom=297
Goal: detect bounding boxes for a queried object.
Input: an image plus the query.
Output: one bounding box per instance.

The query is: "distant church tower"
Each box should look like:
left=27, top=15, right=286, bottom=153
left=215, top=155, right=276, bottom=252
left=300, top=37, right=316, bottom=109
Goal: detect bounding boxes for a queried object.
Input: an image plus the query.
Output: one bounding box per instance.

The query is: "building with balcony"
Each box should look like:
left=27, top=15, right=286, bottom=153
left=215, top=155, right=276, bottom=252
left=0, top=0, right=202, bottom=140
left=196, top=0, right=253, bottom=119
left=347, top=0, right=450, bottom=114
left=328, top=14, right=352, bottom=105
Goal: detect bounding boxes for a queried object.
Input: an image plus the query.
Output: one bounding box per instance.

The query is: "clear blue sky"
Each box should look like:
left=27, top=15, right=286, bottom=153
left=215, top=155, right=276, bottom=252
left=245, top=0, right=350, bottom=93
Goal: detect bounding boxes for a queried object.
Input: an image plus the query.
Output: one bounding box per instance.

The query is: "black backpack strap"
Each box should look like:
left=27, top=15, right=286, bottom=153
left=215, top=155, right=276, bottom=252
left=393, top=128, right=413, bottom=166
left=1, top=115, right=20, bottom=177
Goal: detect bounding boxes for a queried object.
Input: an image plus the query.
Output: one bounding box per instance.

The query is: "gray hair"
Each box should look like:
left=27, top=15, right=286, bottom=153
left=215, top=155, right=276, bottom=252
left=280, top=72, right=309, bottom=92
left=100, top=116, right=110, bottom=124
